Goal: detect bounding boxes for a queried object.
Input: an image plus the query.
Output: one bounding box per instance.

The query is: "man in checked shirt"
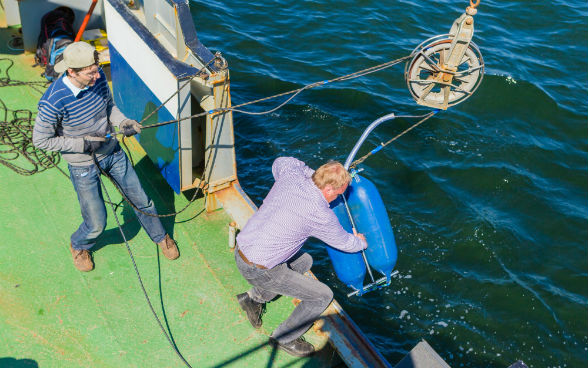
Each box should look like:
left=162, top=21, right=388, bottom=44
left=234, top=157, right=367, bottom=357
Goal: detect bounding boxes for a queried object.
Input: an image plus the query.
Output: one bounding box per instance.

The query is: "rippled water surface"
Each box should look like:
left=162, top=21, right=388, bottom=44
left=190, top=1, right=587, bottom=366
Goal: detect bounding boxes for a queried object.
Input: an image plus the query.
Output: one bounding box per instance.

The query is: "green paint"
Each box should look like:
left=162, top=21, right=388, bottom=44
left=0, top=23, right=334, bottom=368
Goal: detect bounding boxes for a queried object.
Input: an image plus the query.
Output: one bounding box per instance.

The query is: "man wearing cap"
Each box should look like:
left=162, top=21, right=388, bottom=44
left=33, top=42, right=179, bottom=271
left=234, top=157, right=367, bottom=357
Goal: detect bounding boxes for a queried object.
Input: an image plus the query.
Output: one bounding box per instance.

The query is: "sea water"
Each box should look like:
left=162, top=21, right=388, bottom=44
left=191, top=1, right=588, bottom=366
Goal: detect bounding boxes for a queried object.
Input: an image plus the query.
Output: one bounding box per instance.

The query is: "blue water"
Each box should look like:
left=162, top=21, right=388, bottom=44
left=190, top=1, right=588, bottom=366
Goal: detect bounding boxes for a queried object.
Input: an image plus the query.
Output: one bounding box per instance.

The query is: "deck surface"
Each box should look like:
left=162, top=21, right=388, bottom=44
left=0, top=25, right=334, bottom=368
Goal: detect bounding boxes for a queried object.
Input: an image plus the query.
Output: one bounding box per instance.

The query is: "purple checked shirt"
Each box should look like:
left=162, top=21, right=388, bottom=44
left=236, top=157, right=366, bottom=269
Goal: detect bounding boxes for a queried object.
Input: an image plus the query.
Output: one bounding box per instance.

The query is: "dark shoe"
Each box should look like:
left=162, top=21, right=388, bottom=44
left=269, top=337, right=315, bottom=357
left=236, top=292, right=264, bottom=329
left=70, top=244, right=94, bottom=272
left=157, top=234, right=179, bottom=260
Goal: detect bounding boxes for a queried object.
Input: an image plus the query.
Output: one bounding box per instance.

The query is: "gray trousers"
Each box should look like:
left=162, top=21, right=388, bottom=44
left=235, top=249, right=333, bottom=343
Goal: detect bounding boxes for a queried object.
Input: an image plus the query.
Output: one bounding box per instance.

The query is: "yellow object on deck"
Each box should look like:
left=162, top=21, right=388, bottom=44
left=81, top=28, right=109, bottom=65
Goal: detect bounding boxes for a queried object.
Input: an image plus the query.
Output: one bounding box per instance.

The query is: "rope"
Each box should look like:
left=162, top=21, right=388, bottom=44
left=349, top=110, right=438, bottom=169
left=138, top=55, right=412, bottom=131
left=1, top=52, right=424, bottom=212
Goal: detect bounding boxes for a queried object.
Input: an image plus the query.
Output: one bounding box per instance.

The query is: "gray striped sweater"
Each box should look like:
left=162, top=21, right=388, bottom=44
left=33, top=70, right=128, bottom=166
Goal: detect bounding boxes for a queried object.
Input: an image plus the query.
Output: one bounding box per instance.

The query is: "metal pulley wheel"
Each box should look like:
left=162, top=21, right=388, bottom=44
left=404, top=34, right=484, bottom=110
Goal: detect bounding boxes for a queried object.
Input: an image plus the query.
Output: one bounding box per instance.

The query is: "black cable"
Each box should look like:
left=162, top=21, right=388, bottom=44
left=93, top=153, right=194, bottom=368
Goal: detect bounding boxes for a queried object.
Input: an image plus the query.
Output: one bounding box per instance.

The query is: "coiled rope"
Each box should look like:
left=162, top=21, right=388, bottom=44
left=0, top=58, right=68, bottom=177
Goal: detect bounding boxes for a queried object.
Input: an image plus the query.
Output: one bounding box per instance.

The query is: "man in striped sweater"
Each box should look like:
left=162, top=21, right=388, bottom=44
left=33, top=42, right=179, bottom=272
left=235, top=157, right=367, bottom=357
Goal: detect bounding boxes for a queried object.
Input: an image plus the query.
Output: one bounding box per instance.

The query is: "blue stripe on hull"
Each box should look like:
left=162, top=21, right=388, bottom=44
left=109, top=43, right=181, bottom=194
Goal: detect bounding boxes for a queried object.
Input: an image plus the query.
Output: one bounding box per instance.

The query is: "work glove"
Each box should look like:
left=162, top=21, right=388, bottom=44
left=83, top=134, right=106, bottom=153
left=119, top=119, right=142, bottom=137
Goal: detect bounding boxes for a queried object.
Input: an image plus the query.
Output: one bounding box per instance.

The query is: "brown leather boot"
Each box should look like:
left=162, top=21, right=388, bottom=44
left=70, top=244, right=94, bottom=272
left=157, top=234, right=179, bottom=260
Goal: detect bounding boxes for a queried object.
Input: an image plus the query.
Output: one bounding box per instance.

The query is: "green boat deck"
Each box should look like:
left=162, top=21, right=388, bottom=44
left=0, top=25, right=337, bottom=367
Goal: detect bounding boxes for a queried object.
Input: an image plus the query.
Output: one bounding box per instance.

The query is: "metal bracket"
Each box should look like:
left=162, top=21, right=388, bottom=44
left=347, top=270, right=399, bottom=297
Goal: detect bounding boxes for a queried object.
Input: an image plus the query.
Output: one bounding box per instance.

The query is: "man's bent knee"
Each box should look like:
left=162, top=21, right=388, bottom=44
left=300, top=253, right=313, bottom=271
left=290, top=252, right=313, bottom=274
left=315, top=283, right=334, bottom=309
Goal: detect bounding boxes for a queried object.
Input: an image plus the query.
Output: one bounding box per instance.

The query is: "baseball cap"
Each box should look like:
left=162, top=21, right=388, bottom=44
left=54, top=42, right=98, bottom=74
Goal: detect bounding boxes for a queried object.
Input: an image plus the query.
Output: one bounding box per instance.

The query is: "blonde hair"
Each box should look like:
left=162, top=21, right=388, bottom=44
left=312, top=161, right=351, bottom=190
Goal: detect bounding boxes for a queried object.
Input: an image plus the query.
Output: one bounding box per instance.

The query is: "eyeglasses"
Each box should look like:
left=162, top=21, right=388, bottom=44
left=77, top=67, right=102, bottom=78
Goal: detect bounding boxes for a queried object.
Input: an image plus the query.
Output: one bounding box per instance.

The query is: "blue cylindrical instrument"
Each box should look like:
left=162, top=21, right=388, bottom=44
left=327, top=112, right=402, bottom=295
left=327, top=175, right=398, bottom=291
left=346, top=175, right=398, bottom=282
left=328, top=197, right=366, bottom=291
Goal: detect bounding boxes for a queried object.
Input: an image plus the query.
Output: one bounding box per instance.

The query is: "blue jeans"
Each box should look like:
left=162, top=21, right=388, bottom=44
left=235, top=248, right=333, bottom=343
left=69, top=146, right=166, bottom=250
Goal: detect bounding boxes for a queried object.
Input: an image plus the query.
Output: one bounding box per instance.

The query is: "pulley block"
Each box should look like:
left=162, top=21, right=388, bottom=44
left=404, top=2, right=484, bottom=110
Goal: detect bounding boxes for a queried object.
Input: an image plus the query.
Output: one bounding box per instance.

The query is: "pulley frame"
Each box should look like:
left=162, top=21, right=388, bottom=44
left=404, top=2, right=485, bottom=110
